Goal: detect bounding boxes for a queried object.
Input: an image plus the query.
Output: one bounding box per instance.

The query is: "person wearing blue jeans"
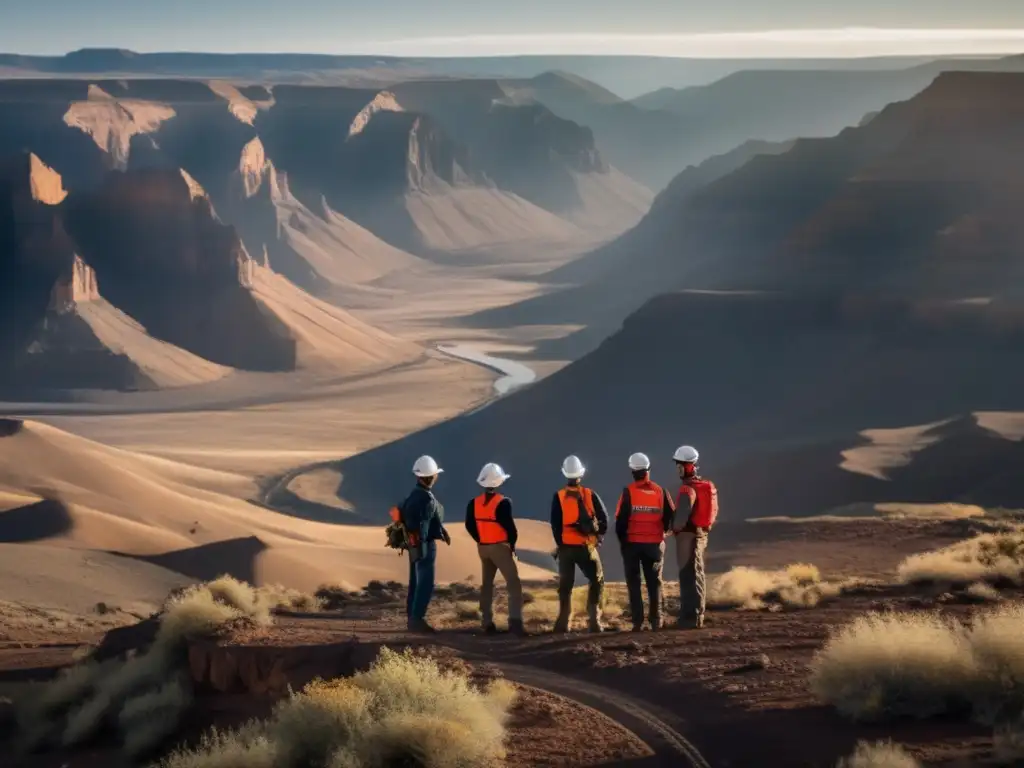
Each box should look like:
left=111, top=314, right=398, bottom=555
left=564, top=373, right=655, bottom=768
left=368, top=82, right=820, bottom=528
left=401, top=455, right=451, bottom=633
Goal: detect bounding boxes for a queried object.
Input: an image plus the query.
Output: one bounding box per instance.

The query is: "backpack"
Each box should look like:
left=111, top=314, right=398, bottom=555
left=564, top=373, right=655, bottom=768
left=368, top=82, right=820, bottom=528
left=384, top=503, right=420, bottom=555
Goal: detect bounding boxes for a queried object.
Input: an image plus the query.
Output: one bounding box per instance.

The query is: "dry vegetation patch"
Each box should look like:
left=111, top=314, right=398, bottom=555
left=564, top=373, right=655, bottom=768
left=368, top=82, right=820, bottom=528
left=897, top=528, right=1024, bottom=588
left=157, top=647, right=516, bottom=768
left=14, top=575, right=321, bottom=760
left=810, top=603, right=1024, bottom=726
left=834, top=740, right=921, bottom=768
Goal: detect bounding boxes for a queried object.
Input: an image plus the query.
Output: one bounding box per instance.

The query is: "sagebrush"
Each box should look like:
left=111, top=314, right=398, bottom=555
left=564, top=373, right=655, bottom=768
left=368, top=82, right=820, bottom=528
left=811, top=603, right=1024, bottom=724
left=155, top=647, right=516, bottom=768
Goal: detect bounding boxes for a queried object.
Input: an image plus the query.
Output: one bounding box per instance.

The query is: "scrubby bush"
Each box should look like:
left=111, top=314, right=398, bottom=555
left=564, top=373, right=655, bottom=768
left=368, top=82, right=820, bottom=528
left=709, top=563, right=842, bottom=610
left=119, top=677, right=191, bottom=758
left=835, top=740, right=920, bottom=768
left=811, top=603, right=1024, bottom=725
left=155, top=647, right=516, bottom=768
left=810, top=611, right=976, bottom=721
left=157, top=722, right=275, bottom=768
left=17, top=575, right=304, bottom=760
left=897, top=528, right=1024, bottom=587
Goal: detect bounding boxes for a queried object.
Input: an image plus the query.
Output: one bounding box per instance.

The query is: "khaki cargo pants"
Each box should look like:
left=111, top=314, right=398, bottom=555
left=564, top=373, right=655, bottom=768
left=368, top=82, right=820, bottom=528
left=674, top=530, right=708, bottom=621
left=478, top=542, right=523, bottom=628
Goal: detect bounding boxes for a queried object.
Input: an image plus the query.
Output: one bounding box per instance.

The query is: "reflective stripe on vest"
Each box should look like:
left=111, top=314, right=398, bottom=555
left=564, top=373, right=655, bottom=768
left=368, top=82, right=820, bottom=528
left=683, top=478, right=719, bottom=529
left=558, top=486, right=596, bottom=546
left=474, top=493, right=508, bottom=545
left=624, top=481, right=665, bottom=544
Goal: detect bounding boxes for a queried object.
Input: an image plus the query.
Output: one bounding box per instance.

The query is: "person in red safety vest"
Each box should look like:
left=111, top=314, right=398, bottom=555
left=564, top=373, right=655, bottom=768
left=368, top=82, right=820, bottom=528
left=465, top=462, right=526, bottom=636
left=615, top=452, right=675, bottom=631
left=670, top=445, right=719, bottom=629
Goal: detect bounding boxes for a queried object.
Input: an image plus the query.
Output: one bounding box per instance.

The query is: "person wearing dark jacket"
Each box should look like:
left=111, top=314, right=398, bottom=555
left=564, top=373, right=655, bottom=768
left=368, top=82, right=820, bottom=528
left=616, top=452, right=674, bottom=631
left=550, top=454, right=609, bottom=633
left=465, top=462, right=525, bottom=636
left=401, top=455, right=451, bottom=633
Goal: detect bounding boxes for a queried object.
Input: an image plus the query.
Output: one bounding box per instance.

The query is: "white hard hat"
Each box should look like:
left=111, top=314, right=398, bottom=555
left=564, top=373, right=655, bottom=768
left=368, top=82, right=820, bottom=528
left=477, top=462, right=510, bottom=488
left=628, top=452, right=651, bottom=471
left=412, top=455, right=443, bottom=477
left=561, top=455, right=586, bottom=479
left=673, top=445, right=699, bottom=464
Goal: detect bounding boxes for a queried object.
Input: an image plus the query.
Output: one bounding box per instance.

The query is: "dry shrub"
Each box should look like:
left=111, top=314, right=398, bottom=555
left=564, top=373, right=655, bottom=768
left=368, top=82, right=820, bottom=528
left=156, top=722, right=275, bottom=768
left=19, top=576, right=275, bottom=760
left=270, top=679, right=373, bottom=767
left=119, top=677, right=191, bottom=758
left=62, top=646, right=173, bottom=746
left=965, top=582, right=1003, bottom=603
left=811, top=604, right=1024, bottom=724
left=709, top=563, right=841, bottom=610
left=897, top=528, right=1024, bottom=587
left=966, top=603, right=1024, bottom=723
left=835, top=740, right=920, bottom=768
left=810, top=611, right=976, bottom=721
left=260, top=584, right=324, bottom=612
left=168, top=647, right=515, bottom=768
left=455, top=602, right=481, bottom=621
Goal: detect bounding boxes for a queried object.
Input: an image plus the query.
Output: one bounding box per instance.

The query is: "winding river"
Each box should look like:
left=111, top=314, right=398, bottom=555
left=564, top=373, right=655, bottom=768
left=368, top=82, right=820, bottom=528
left=435, top=344, right=537, bottom=397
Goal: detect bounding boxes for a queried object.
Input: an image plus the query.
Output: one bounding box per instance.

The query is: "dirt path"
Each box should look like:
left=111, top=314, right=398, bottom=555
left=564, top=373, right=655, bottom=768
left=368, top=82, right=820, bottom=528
left=470, top=656, right=711, bottom=767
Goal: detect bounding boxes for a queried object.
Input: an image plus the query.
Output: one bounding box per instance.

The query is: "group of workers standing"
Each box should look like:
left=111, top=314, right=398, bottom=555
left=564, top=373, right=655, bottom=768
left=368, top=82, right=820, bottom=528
left=395, top=447, right=719, bottom=635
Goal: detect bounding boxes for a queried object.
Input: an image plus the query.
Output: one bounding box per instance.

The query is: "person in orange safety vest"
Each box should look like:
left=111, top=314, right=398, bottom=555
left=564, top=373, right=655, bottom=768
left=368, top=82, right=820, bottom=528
left=615, top=452, right=675, bottom=631
left=550, top=454, right=610, bottom=633
left=465, top=462, right=526, bottom=636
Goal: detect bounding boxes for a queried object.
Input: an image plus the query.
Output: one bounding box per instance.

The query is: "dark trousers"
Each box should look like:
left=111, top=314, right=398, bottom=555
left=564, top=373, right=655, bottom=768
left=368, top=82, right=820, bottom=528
left=556, top=544, right=604, bottom=609
left=622, top=541, right=665, bottom=628
left=675, top=530, right=708, bottom=620
left=406, top=541, right=437, bottom=621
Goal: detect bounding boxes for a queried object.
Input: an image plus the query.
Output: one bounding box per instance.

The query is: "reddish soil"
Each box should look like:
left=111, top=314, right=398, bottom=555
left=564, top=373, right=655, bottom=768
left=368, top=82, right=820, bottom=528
left=1, top=518, right=1016, bottom=768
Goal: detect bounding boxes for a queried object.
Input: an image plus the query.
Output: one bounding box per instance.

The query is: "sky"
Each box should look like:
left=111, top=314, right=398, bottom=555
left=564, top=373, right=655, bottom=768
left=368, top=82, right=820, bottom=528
left=6, top=0, right=1024, bottom=57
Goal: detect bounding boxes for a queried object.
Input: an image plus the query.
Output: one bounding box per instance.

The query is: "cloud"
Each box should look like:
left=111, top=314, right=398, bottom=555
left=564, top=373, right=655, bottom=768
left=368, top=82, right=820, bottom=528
left=341, top=28, right=1024, bottom=58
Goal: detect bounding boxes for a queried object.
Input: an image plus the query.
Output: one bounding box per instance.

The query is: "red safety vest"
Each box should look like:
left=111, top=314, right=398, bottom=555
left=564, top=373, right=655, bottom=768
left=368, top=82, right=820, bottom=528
left=619, top=481, right=666, bottom=544
left=558, top=486, right=597, bottom=546
left=473, top=493, right=508, bottom=545
left=679, top=478, right=719, bottom=529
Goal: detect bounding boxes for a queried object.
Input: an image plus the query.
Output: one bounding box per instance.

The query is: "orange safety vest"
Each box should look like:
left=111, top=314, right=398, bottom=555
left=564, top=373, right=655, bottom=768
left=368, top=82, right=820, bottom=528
left=681, top=478, right=719, bottom=529
left=619, top=481, right=666, bottom=544
left=558, top=486, right=597, bottom=546
left=473, top=493, right=508, bottom=545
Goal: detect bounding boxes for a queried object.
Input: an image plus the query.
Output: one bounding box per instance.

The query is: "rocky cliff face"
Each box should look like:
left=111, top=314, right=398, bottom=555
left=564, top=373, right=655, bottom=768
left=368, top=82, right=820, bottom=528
left=0, top=152, right=80, bottom=358
left=60, top=167, right=296, bottom=371
left=495, top=71, right=1024, bottom=335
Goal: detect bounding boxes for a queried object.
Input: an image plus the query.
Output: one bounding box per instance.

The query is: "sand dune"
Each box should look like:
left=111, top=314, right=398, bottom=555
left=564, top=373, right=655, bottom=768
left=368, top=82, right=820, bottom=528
left=0, top=419, right=555, bottom=612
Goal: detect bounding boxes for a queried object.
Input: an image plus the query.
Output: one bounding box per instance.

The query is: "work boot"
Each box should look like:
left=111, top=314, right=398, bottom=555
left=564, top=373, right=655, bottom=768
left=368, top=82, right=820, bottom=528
left=508, top=619, right=528, bottom=637
left=587, top=602, right=604, bottom=634
left=483, top=623, right=499, bottom=635
left=409, top=619, right=436, bottom=634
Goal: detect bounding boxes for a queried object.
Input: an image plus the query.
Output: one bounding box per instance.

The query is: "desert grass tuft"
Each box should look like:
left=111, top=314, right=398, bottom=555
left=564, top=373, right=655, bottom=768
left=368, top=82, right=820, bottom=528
left=811, top=603, right=1024, bottom=724
left=897, top=528, right=1024, bottom=587
left=163, top=647, right=515, bottom=768
left=709, top=563, right=842, bottom=611
left=835, top=740, right=921, bottom=768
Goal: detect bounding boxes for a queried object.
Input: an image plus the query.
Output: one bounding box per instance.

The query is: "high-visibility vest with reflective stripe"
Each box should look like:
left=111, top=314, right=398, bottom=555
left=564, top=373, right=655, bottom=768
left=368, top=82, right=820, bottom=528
left=558, top=486, right=597, bottom=546
left=620, top=481, right=666, bottom=544
left=474, top=493, right=508, bottom=544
